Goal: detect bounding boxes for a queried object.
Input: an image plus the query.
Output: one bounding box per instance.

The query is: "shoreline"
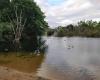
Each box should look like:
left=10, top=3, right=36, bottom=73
left=0, top=66, right=50, bottom=80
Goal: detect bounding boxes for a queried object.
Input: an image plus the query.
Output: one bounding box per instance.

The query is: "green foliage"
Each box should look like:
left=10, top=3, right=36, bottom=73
left=50, top=20, right=100, bottom=37
left=0, top=0, right=48, bottom=52
left=47, top=28, right=55, bottom=36
left=56, top=27, right=66, bottom=37
left=0, top=22, right=14, bottom=51
left=0, top=0, right=10, bottom=10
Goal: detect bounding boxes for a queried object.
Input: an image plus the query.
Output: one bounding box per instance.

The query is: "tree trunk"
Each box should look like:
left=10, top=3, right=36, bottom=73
left=13, top=33, right=21, bottom=51
left=14, top=39, right=20, bottom=51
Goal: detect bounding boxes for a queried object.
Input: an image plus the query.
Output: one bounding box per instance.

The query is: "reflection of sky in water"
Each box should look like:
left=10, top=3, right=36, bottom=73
left=37, top=37, right=100, bottom=80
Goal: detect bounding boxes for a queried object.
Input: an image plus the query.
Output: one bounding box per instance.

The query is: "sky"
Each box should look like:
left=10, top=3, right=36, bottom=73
left=34, top=0, right=100, bottom=28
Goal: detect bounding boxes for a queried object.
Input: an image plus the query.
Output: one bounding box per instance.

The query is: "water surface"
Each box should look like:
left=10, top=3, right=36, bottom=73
left=37, top=37, right=100, bottom=80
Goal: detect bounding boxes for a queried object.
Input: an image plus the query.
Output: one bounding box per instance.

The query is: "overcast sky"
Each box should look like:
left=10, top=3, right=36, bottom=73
left=34, top=0, right=100, bottom=28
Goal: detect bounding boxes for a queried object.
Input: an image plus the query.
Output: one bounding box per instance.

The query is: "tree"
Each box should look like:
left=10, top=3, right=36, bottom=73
left=0, top=0, right=48, bottom=51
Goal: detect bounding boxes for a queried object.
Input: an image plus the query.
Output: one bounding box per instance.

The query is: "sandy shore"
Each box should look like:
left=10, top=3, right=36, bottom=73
left=0, top=66, right=50, bottom=80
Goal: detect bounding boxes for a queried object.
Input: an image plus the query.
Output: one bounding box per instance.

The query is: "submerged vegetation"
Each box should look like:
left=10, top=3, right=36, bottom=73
left=47, top=20, right=100, bottom=37
left=0, top=0, right=48, bottom=52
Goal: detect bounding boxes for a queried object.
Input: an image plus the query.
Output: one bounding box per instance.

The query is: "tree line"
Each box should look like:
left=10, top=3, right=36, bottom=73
left=47, top=20, right=100, bottom=37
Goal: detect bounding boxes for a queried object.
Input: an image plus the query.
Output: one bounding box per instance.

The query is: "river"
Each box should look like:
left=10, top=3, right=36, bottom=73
left=37, top=37, right=100, bottom=80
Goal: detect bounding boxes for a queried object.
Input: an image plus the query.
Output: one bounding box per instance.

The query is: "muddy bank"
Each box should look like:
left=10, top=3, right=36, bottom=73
left=0, top=66, right=50, bottom=80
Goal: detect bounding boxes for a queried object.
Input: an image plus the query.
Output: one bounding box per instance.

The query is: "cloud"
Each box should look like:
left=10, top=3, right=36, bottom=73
left=34, top=0, right=100, bottom=28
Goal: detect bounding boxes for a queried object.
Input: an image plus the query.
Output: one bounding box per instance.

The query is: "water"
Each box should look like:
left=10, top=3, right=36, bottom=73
left=37, top=37, right=100, bottom=80
left=0, top=53, right=45, bottom=73
left=0, top=37, right=100, bottom=80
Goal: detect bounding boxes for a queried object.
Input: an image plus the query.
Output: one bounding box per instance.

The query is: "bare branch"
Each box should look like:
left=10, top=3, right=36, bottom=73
left=8, top=16, right=16, bottom=35
left=7, top=6, right=27, bottom=41
left=20, top=18, right=27, bottom=35
left=20, top=9, right=23, bottom=25
left=14, top=6, right=19, bottom=33
left=23, top=18, right=27, bottom=27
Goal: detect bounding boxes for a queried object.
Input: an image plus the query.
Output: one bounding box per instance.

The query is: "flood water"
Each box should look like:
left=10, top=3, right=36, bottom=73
left=0, top=37, right=100, bottom=80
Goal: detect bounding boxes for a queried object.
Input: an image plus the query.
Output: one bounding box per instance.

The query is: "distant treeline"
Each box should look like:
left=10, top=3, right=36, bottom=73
left=47, top=20, right=100, bottom=37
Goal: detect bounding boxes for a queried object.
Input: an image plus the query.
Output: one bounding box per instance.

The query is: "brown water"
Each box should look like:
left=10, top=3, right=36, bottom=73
left=0, top=37, right=100, bottom=80
left=0, top=53, right=45, bottom=73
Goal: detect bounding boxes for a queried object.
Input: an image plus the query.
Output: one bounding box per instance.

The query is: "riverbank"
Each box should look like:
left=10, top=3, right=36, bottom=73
left=47, top=20, right=100, bottom=37
left=0, top=66, right=50, bottom=80
left=0, top=53, right=50, bottom=80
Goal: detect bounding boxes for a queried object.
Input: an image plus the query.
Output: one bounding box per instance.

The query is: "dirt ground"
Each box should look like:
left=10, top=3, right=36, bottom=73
left=0, top=66, right=50, bottom=80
